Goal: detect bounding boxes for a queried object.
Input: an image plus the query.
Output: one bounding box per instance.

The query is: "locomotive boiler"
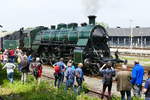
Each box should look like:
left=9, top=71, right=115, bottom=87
left=32, top=16, right=112, bottom=74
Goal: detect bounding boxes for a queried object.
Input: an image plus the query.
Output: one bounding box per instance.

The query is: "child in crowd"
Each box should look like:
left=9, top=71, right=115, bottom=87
left=2, top=60, right=16, bottom=83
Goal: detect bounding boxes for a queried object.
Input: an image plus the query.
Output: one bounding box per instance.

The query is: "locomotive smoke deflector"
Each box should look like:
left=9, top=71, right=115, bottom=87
left=88, top=15, right=96, bottom=25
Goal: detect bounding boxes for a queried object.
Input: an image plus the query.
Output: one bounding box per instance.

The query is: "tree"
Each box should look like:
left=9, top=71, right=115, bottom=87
left=0, top=25, right=3, bottom=28
left=96, top=22, right=109, bottom=28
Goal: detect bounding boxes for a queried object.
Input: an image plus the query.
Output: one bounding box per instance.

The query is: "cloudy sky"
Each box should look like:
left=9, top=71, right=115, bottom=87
left=0, top=0, right=149, bottom=31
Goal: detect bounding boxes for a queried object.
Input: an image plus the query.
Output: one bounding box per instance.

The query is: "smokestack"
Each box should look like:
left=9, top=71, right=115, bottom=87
left=88, top=15, right=96, bottom=25
left=51, top=25, right=56, bottom=30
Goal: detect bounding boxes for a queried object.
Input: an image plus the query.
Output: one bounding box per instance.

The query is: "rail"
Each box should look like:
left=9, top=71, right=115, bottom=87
left=42, top=74, right=109, bottom=99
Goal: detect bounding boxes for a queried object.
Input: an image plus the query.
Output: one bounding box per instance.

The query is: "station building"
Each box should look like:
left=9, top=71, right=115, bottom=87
left=106, top=27, right=150, bottom=48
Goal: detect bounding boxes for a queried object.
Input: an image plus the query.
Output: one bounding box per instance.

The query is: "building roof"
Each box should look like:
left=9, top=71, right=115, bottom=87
left=23, top=28, right=34, bottom=33
left=106, top=27, right=150, bottom=37
left=0, top=31, right=13, bottom=38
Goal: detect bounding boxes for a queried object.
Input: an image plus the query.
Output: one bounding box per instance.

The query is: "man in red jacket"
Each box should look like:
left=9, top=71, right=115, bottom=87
left=30, top=57, right=42, bottom=85
left=9, top=48, right=15, bottom=63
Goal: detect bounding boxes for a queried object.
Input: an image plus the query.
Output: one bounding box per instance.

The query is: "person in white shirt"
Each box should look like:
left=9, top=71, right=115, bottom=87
left=3, top=49, right=9, bottom=64
left=2, top=60, right=16, bottom=83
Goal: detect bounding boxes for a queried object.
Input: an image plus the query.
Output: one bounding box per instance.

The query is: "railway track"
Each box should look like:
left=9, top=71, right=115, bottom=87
left=41, top=64, right=149, bottom=100
left=111, top=48, right=150, bottom=57
left=110, top=47, right=150, bottom=50
left=42, top=74, right=109, bottom=99
left=42, top=72, right=109, bottom=100
left=115, top=64, right=149, bottom=72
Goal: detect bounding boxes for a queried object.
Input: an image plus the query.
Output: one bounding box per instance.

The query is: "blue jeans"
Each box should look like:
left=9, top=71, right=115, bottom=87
left=54, top=73, right=61, bottom=88
left=7, top=72, right=14, bottom=83
left=18, top=64, right=22, bottom=72
left=120, top=91, right=131, bottom=100
left=60, top=72, right=64, bottom=83
left=76, top=78, right=83, bottom=94
left=65, top=79, right=74, bottom=91
left=145, top=97, right=150, bottom=100
left=133, top=85, right=142, bottom=97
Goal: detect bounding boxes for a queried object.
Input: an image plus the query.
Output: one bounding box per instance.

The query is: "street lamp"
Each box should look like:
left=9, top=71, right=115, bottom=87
left=0, top=25, right=3, bottom=49
left=141, top=32, right=143, bottom=48
left=129, top=20, right=133, bottom=49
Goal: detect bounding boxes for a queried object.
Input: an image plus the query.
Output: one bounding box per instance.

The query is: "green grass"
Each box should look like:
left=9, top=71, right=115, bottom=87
left=0, top=62, right=144, bottom=100
left=120, top=56, right=150, bottom=61
left=119, top=56, right=150, bottom=66
left=120, top=56, right=137, bottom=61
left=0, top=63, right=100, bottom=100
left=111, top=95, right=144, bottom=100
left=144, top=64, right=150, bottom=66
left=1, top=77, right=100, bottom=100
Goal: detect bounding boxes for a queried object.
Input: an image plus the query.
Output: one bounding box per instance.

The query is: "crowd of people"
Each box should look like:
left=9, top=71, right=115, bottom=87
left=0, top=47, right=150, bottom=100
left=0, top=47, right=42, bottom=85
left=0, top=47, right=84, bottom=95
left=53, top=58, right=84, bottom=94
left=99, top=60, right=148, bottom=100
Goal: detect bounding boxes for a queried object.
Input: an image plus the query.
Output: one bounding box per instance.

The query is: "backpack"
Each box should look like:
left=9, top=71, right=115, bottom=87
left=54, top=65, right=60, bottom=73
left=33, top=63, right=39, bottom=78
left=33, top=67, right=38, bottom=78
left=22, top=56, right=28, bottom=67
left=76, top=69, right=82, bottom=78
left=76, top=71, right=80, bottom=78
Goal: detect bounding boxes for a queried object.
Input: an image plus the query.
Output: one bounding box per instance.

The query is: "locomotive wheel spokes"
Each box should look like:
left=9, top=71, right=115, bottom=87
left=37, top=46, right=50, bottom=64
left=83, top=58, right=99, bottom=75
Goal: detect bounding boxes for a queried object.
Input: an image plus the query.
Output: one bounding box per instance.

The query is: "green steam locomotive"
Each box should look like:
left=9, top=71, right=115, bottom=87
left=2, top=16, right=116, bottom=74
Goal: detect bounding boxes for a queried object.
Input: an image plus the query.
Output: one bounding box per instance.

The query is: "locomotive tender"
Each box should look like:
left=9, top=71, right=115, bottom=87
left=3, top=16, right=115, bottom=74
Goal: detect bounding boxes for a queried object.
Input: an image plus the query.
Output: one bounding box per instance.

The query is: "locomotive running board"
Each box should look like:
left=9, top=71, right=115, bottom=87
left=31, top=43, right=86, bottom=47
